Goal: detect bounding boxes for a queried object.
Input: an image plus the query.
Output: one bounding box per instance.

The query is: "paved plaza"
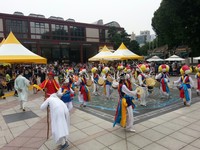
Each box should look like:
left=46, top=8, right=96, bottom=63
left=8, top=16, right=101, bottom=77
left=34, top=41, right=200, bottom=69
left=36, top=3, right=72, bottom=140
left=0, top=76, right=200, bottom=150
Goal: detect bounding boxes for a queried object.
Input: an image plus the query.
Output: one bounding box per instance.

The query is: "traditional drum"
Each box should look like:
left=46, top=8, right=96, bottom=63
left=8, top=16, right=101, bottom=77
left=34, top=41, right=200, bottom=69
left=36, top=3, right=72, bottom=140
left=98, top=77, right=104, bottom=86
left=112, top=80, right=119, bottom=89
left=145, top=78, right=156, bottom=93
left=86, top=79, right=93, bottom=87
left=136, top=86, right=144, bottom=96
left=154, top=80, right=160, bottom=87
left=146, top=77, right=156, bottom=87
left=107, top=76, right=113, bottom=82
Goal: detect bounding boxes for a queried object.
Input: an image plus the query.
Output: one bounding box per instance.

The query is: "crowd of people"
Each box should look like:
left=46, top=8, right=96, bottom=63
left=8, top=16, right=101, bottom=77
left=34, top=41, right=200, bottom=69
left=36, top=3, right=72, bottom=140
left=0, top=61, right=200, bottom=149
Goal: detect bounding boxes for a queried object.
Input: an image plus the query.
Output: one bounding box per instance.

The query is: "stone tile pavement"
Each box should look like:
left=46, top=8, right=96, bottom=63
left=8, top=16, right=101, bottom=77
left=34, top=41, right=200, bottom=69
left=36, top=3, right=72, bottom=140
left=0, top=87, right=200, bottom=150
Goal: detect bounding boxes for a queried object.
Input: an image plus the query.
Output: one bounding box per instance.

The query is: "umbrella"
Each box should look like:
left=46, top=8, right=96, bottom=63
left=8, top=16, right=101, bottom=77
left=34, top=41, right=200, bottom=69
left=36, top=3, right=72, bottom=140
left=146, top=55, right=164, bottom=62
left=194, top=56, right=200, bottom=60
left=165, top=55, right=185, bottom=61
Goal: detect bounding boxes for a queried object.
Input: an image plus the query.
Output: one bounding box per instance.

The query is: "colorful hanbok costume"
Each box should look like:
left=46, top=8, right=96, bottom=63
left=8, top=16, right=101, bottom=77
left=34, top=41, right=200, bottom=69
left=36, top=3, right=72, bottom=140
left=155, top=64, right=170, bottom=98
left=174, top=65, right=194, bottom=106
left=195, top=64, right=200, bottom=95
left=78, top=72, right=91, bottom=107
left=91, top=67, right=99, bottom=95
left=113, top=76, right=137, bottom=132
left=57, top=78, right=74, bottom=111
left=102, top=67, right=113, bottom=100
left=35, top=72, right=60, bottom=98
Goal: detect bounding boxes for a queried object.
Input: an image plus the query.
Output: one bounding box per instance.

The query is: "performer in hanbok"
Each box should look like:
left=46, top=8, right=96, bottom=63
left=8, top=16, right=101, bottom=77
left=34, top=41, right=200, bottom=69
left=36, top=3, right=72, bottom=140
left=34, top=71, right=60, bottom=98
left=116, top=64, right=124, bottom=81
left=57, top=78, right=74, bottom=111
left=77, top=69, right=91, bottom=107
left=91, top=67, right=99, bottom=95
left=40, top=93, right=70, bottom=149
left=14, top=70, right=30, bottom=111
left=137, top=64, right=149, bottom=106
left=66, top=67, right=76, bottom=99
left=102, top=67, right=114, bottom=100
left=124, top=65, right=134, bottom=89
left=174, top=65, right=194, bottom=106
left=125, top=74, right=133, bottom=91
left=155, top=64, right=170, bottom=98
left=195, top=64, right=200, bottom=96
left=113, top=73, right=138, bottom=132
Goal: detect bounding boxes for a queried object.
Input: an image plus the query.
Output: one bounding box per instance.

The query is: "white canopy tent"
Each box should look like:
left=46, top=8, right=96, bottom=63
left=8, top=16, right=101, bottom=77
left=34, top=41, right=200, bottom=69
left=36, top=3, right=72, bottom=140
left=146, top=55, right=164, bottom=62
left=0, top=32, right=47, bottom=64
left=194, top=56, right=200, bottom=60
left=105, top=43, right=144, bottom=60
left=88, top=45, right=115, bottom=61
left=165, top=54, right=185, bottom=61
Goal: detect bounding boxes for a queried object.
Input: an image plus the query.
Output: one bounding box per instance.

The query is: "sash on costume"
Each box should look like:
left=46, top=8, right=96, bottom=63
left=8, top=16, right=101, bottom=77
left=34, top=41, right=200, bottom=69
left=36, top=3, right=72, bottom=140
left=61, top=88, right=71, bottom=103
left=197, top=73, right=200, bottom=90
left=161, top=78, right=169, bottom=93
left=179, top=84, right=190, bottom=101
left=113, top=98, right=127, bottom=127
left=113, top=84, right=135, bottom=128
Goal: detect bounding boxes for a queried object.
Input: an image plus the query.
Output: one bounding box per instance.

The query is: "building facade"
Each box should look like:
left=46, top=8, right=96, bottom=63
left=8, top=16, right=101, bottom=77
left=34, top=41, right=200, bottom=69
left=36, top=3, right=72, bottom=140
left=135, top=30, right=153, bottom=47
left=0, top=12, right=124, bottom=63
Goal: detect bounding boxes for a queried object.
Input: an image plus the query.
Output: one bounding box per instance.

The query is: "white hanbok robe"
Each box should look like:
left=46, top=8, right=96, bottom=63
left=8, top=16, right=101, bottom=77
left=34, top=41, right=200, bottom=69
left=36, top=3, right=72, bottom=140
left=40, top=93, right=70, bottom=144
left=138, top=73, right=148, bottom=106
left=14, top=75, right=30, bottom=102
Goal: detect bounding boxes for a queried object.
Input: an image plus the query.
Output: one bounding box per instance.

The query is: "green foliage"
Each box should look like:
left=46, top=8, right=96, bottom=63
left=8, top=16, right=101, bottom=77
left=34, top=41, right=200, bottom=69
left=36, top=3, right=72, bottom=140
left=152, top=0, right=200, bottom=56
left=107, top=27, right=141, bottom=55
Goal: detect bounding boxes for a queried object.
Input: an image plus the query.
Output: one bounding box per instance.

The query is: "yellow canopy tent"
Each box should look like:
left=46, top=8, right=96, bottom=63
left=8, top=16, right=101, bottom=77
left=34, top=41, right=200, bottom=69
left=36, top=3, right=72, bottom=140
left=88, top=45, right=115, bottom=61
left=105, top=42, right=144, bottom=60
left=0, top=32, right=47, bottom=64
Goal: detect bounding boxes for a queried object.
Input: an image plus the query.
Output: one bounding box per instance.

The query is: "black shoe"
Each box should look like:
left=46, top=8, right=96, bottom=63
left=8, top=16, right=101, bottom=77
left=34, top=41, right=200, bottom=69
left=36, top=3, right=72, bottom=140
left=197, top=92, right=199, bottom=96
left=83, top=105, right=86, bottom=107
left=60, top=142, right=69, bottom=150
left=183, top=102, right=186, bottom=106
left=23, top=108, right=25, bottom=112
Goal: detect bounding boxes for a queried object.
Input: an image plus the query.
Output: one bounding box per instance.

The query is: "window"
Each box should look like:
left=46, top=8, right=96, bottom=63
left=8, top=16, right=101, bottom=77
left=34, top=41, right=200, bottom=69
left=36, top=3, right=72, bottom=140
left=86, top=28, right=99, bottom=42
left=5, top=19, right=28, bottom=39
left=70, top=26, right=85, bottom=41
left=51, top=24, right=68, bottom=40
left=30, top=22, right=49, bottom=39
left=99, top=29, right=105, bottom=42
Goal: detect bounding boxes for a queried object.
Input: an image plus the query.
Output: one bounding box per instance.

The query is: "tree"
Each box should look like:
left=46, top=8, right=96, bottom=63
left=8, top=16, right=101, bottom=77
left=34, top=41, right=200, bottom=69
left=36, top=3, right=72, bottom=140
left=139, top=43, right=149, bottom=56
left=107, top=27, right=130, bottom=49
left=129, top=40, right=140, bottom=55
left=152, top=0, right=200, bottom=56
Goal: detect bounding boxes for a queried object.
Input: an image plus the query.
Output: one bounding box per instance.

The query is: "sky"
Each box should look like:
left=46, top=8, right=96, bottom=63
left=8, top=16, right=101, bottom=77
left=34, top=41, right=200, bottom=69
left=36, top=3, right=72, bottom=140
left=0, top=0, right=161, bottom=35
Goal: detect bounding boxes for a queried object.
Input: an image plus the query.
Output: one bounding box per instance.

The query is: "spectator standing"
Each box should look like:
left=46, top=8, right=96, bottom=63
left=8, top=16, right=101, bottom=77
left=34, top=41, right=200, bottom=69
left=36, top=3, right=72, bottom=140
left=14, top=70, right=30, bottom=111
